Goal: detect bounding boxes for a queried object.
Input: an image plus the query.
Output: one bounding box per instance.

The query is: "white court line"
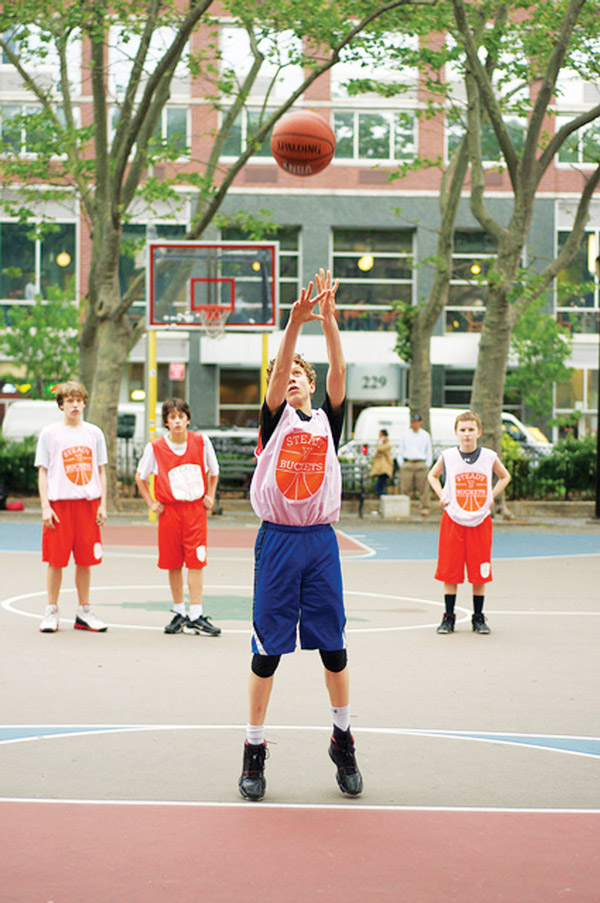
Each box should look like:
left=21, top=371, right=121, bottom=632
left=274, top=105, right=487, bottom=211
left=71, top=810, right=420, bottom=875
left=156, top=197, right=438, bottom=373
left=0, top=797, right=598, bottom=814
left=1, top=723, right=599, bottom=761
left=0, top=586, right=468, bottom=633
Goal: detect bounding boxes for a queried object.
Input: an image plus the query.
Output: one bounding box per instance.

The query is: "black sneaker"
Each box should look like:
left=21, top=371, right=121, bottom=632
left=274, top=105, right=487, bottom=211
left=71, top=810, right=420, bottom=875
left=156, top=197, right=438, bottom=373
left=329, top=732, right=363, bottom=797
left=238, top=741, right=268, bottom=801
left=183, top=614, right=221, bottom=636
left=164, top=612, right=188, bottom=634
left=472, top=614, right=490, bottom=634
left=437, top=612, right=456, bottom=634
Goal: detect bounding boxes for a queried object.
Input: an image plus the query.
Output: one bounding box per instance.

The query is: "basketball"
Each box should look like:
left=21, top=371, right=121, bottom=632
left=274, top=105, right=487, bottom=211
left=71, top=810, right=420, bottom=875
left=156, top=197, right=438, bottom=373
left=270, top=111, right=336, bottom=177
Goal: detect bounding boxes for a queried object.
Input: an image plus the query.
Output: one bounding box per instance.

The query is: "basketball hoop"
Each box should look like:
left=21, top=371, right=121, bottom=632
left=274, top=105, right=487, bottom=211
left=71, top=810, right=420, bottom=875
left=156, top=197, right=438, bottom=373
left=198, top=306, right=230, bottom=340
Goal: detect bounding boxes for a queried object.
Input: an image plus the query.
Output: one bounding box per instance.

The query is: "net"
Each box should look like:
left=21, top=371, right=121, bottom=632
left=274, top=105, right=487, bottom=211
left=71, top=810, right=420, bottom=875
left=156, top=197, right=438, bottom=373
left=198, top=306, right=230, bottom=340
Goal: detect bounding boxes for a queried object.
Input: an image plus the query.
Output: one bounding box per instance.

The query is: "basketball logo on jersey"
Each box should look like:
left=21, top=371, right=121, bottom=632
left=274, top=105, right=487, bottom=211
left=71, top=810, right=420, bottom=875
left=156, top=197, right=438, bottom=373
left=62, top=446, right=93, bottom=486
left=275, top=431, right=327, bottom=500
left=455, top=471, right=488, bottom=511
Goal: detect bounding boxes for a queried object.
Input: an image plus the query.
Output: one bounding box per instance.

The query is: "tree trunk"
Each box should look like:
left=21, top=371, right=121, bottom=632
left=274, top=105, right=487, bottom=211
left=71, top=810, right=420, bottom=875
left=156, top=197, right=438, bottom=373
left=408, top=316, right=433, bottom=431
left=86, top=312, right=134, bottom=511
left=470, top=284, right=512, bottom=453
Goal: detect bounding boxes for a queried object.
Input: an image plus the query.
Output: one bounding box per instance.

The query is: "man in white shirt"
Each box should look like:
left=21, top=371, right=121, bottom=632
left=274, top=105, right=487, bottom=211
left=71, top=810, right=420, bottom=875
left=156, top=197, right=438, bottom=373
left=397, top=412, right=433, bottom=515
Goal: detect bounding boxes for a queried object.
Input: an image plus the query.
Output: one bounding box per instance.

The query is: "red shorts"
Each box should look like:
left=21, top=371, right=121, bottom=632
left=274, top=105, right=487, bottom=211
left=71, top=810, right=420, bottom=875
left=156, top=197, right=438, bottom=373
left=158, top=501, right=208, bottom=570
left=434, top=511, right=493, bottom=585
left=42, top=499, right=102, bottom=568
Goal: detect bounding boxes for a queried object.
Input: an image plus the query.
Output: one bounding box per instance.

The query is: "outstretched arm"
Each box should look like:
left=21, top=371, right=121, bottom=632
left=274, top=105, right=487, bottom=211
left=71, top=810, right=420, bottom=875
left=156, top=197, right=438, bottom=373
left=315, top=268, right=345, bottom=410
left=265, top=280, right=325, bottom=413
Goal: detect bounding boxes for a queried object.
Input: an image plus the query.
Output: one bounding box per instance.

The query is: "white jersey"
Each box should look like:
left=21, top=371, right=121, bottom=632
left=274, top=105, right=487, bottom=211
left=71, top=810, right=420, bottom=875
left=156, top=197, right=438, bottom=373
left=35, top=420, right=108, bottom=501
left=441, top=446, right=497, bottom=527
left=250, top=403, right=341, bottom=526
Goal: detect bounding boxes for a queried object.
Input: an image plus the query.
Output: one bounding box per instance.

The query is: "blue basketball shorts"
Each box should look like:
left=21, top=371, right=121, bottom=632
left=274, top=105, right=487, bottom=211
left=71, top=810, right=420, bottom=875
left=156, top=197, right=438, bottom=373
left=252, top=521, right=346, bottom=655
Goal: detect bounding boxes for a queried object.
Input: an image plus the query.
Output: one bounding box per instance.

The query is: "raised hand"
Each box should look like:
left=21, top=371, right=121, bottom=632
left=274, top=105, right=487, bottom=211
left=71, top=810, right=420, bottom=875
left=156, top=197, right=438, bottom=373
left=315, top=267, right=339, bottom=320
left=289, top=280, right=324, bottom=325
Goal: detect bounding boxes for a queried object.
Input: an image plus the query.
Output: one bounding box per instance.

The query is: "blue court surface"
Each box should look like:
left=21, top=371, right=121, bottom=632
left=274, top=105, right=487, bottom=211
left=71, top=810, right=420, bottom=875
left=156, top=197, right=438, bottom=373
left=1, top=521, right=598, bottom=560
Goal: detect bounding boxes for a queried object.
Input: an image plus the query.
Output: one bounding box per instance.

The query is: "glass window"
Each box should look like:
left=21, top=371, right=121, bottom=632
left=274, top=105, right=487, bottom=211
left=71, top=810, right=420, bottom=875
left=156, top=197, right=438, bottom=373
left=40, top=224, right=76, bottom=295
left=120, top=223, right=187, bottom=313
left=0, top=223, right=35, bottom=300
left=445, top=230, right=497, bottom=334
left=555, top=231, right=599, bottom=334
left=557, top=117, right=600, bottom=165
left=332, top=110, right=416, bottom=163
left=555, top=370, right=584, bottom=409
left=219, top=368, right=260, bottom=427
left=220, top=108, right=275, bottom=158
left=333, top=228, right=413, bottom=332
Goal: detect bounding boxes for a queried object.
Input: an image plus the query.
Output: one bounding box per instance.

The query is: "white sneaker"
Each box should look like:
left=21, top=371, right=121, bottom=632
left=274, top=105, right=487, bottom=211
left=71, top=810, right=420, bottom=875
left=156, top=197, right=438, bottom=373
left=40, top=606, right=59, bottom=633
left=74, top=607, right=108, bottom=632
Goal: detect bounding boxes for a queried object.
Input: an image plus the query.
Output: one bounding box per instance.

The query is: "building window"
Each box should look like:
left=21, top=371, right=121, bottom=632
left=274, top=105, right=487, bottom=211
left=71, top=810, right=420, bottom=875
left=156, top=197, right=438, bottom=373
left=556, top=118, right=600, bottom=166
left=332, top=229, right=413, bottom=332
left=445, top=231, right=497, bottom=333
left=555, top=367, right=598, bottom=437
left=219, top=367, right=260, bottom=427
left=443, top=369, right=473, bottom=407
left=333, top=110, right=416, bottom=162
left=555, top=231, right=600, bottom=335
left=447, top=114, right=526, bottom=163
left=0, top=222, right=76, bottom=312
left=220, top=108, right=277, bottom=159
left=152, top=107, right=189, bottom=158
left=220, top=225, right=300, bottom=328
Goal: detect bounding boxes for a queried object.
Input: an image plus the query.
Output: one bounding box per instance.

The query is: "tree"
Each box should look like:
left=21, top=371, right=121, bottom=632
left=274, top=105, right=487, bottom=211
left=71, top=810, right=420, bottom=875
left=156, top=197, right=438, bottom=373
left=0, top=0, right=438, bottom=506
left=0, top=286, right=79, bottom=398
left=506, top=294, right=573, bottom=420
left=451, top=0, right=600, bottom=451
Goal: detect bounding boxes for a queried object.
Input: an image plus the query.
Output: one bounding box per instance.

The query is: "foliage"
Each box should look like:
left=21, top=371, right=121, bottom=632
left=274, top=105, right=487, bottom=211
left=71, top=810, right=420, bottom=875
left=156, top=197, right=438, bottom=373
left=506, top=293, right=573, bottom=420
left=0, top=437, right=38, bottom=495
left=504, top=434, right=596, bottom=501
left=0, top=286, right=79, bottom=397
left=392, top=299, right=418, bottom=363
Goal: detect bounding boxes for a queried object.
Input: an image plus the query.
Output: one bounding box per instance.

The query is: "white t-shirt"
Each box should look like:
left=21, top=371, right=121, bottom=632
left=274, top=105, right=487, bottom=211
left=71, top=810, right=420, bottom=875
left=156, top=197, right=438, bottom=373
left=35, top=420, right=108, bottom=501
left=136, top=433, right=219, bottom=480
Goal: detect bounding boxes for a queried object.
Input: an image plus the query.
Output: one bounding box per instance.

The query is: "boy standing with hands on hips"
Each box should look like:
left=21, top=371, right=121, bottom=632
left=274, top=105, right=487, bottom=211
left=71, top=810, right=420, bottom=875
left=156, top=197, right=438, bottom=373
left=428, top=411, right=511, bottom=635
left=238, top=269, right=363, bottom=802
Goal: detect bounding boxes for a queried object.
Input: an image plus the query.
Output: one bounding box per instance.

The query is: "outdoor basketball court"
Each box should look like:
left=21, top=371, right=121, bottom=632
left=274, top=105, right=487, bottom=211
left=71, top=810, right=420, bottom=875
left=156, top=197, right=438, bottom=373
left=1, top=513, right=599, bottom=902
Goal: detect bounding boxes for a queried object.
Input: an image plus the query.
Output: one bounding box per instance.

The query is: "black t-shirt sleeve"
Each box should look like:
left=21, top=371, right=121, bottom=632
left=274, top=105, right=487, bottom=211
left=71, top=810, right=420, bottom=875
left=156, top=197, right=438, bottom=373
left=322, top=394, right=345, bottom=452
left=259, top=400, right=286, bottom=450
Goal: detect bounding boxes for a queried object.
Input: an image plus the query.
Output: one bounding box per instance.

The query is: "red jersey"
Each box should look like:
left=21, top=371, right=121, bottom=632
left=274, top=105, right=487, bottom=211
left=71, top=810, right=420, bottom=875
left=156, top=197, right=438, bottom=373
left=152, top=432, right=208, bottom=504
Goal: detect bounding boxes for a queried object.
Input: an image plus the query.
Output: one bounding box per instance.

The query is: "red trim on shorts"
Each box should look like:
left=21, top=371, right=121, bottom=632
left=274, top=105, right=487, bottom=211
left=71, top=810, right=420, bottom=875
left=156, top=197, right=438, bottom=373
left=434, top=510, right=493, bottom=585
left=157, top=501, right=208, bottom=570
left=42, top=499, right=102, bottom=568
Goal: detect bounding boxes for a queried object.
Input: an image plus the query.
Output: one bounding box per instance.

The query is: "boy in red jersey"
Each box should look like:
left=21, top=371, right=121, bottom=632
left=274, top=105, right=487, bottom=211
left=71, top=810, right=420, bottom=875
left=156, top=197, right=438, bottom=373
left=428, top=411, right=511, bottom=635
left=136, top=398, right=221, bottom=636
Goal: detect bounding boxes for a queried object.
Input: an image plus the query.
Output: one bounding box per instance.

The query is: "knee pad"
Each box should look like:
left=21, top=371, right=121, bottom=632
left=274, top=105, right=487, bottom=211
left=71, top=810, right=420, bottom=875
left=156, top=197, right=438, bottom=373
left=319, top=648, right=347, bottom=673
left=251, top=653, right=281, bottom=678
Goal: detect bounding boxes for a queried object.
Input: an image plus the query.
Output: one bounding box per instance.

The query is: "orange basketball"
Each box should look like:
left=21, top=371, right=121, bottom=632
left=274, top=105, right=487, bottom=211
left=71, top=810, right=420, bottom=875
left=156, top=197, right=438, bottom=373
left=275, top=432, right=328, bottom=500
left=270, top=111, right=336, bottom=177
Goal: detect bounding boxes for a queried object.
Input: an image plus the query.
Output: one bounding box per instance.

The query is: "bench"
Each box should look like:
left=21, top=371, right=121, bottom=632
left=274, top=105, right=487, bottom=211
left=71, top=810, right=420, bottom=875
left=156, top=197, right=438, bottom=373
left=213, top=457, right=368, bottom=517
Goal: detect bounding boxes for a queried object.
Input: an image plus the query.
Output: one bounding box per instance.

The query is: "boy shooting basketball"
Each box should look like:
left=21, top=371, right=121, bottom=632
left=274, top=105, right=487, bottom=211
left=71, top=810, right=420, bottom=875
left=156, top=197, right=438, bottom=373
left=427, top=411, right=511, bottom=634
left=238, top=269, right=363, bottom=802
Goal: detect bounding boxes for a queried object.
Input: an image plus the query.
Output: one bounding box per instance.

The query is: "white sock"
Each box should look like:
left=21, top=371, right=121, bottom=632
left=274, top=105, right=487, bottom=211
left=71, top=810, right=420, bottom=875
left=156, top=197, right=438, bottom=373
left=172, top=602, right=186, bottom=615
left=331, top=704, right=351, bottom=732
left=246, top=724, right=265, bottom=745
left=189, top=604, right=203, bottom=620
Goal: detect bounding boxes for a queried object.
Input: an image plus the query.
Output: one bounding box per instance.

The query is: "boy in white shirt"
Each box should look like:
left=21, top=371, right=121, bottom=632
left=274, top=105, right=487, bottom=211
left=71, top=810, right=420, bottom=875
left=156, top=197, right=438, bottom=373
left=36, top=381, right=108, bottom=633
left=428, top=411, right=511, bottom=635
left=135, top=398, right=221, bottom=636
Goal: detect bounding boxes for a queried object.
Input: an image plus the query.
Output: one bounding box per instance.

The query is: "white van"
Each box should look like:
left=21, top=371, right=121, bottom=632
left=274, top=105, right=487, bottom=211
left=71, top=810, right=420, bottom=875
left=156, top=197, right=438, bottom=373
left=339, top=405, right=552, bottom=462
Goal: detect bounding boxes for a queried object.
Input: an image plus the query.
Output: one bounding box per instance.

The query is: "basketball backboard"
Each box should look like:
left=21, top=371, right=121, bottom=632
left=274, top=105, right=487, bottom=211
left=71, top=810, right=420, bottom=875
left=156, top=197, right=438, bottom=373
left=147, top=241, right=279, bottom=332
